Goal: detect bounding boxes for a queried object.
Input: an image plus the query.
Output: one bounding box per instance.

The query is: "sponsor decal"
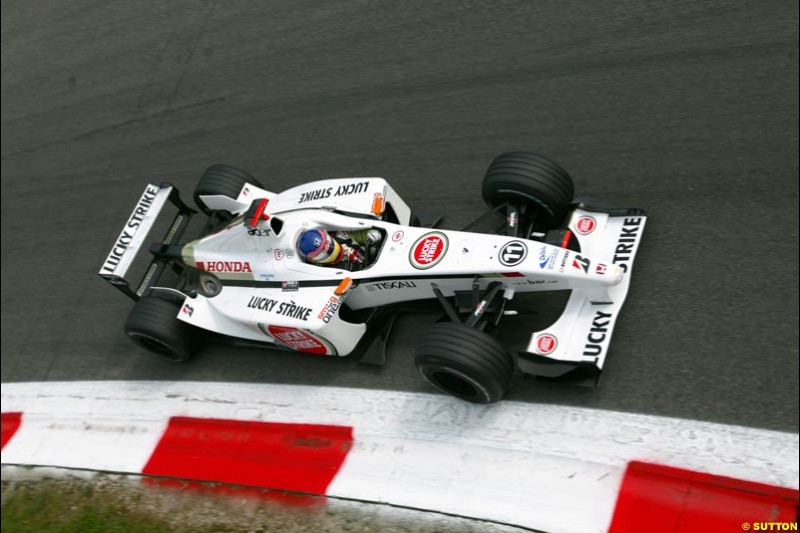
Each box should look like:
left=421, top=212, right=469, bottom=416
left=281, top=281, right=299, bottom=292
left=248, top=296, right=279, bottom=312
left=299, top=187, right=331, bottom=203
left=595, top=263, right=608, bottom=275
left=197, top=261, right=252, bottom=273
left=583, top=310, right=613, bottom=359
left=498, top=240, right=528, bottom=267
left=101, top=185, right=161, bottom=274
left=265, top=326, right=330, bottom=355
left=365, top=280, right=417, bottom=292
left=575, top=216, right=596, bottom=235
left=558, top=250, right=570, bottom=272
left=508, top=277, right=547, bottom=286
left=318, top=279, right=352, bottom=322
left=538, top=245, right=558, bottom=270
left=612, top=217, right=643, bottom=273
left=274, top=249, right=284, bottom=261
left=409, top=232, right=448, bottom=269
left=275, top=301, right=312, bottom=321
left=181, top=303, right=194, bottom=317
left=247, top=297, right=312, bottom=321
left=318, top=295, right=344, bottom=323
left=536, top=334, right=558, bottom=355
left=299, top=181, right=369, bottom=204
left=392, top=230, right=404, bottom=242
left=572, top=254, right=590, bottom=273
left=242, top=186, right=250, bottom=197
left=247, top=228, right=271, bottom=236
left=285, top=249, right=295, bottom=259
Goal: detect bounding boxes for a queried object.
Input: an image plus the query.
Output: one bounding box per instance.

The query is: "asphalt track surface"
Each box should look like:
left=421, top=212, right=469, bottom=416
left=2, top=1, right=798, bottom=432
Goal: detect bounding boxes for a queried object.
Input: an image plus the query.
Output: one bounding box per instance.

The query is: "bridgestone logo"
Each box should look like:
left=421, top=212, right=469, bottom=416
left=499, top=240, right=528, bottom=267
left=409, top=232, right=448, bottom=270
left=197, top=261, right=252, bottom=273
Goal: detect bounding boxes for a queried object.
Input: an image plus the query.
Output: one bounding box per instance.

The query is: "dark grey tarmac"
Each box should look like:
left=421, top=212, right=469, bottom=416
left=2, top=0, right=797, bottom=431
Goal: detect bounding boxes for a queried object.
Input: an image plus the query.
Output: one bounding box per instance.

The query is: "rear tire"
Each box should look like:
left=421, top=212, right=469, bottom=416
left=125, top=296, right=200, bottom=362
left=482, top=152, right=574, bottom=229
left=193, top=164, right=264, bottom=215
left=414, top=322, right=515, bottom=404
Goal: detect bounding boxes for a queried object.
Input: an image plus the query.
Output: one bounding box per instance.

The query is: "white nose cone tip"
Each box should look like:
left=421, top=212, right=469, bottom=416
left=613, top=265, right=625, bottom=284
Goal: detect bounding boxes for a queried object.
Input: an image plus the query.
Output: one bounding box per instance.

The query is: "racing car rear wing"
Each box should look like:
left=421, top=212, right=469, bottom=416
left=98, top=182, right=195, bottom=300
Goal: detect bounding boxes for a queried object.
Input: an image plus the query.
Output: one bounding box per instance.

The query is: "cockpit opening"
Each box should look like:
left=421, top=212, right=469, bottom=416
left=296, top=227, right=385, bottom=272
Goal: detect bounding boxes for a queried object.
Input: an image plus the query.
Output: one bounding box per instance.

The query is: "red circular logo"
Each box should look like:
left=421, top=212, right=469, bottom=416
left=392, top=230, right=404, bottom=242
left=575, top=216, right=596, bottom=235
left=536, top=334, right=558, bottom=355
left=409, top=232, right=448, bottom=269
left=265, top=326, right=330, bottom=355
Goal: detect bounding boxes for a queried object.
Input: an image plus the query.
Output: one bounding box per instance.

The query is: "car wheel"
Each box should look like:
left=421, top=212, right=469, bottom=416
left=482, top=151, right=574, bottom=229
left=193, top=164, right=264, bottom=215
left=414, top=322, right=515, bottom=404
left=125, top=296, right=200, bottom=362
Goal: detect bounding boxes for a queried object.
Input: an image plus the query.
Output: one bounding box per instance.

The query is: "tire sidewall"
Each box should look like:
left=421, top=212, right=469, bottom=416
left=416, top=356, right=501, bottom=403
left=484, top=183, right=559, bottom=221
left=125, top=296, right=199, bottom=363
left=482, top=152, right=574, bottom=229
left=193, top=164, right=263, bottom=215
left=127, top=330, right=192, bottom=362
left=414, top=323, right=515, bottom=404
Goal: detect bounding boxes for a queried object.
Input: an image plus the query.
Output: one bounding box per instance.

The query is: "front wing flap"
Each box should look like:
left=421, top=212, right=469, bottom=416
left=518, top=206, right=647, bottom=379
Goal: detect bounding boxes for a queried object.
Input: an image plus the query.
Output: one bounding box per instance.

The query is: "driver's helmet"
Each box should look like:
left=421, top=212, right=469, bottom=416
left=297, top=228, right=341, bottom=264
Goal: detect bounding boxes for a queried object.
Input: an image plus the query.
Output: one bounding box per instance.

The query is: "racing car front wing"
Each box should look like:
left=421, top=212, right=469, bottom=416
left=519, top=205, right=648, bottom=383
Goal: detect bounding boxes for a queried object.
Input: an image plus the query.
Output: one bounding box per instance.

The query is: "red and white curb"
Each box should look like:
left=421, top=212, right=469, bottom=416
left=2, top=381, right=797, bottom=532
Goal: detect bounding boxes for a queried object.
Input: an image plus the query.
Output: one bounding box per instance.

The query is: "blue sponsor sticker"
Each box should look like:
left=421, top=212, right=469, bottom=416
left=538, top=246, right=558, bottom=269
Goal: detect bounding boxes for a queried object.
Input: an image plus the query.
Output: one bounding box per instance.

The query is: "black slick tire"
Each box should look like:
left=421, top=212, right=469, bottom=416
left=125, top=296, right=200, bottom=362
left=482, top=151, right=574, bottom=229
left=193, top=164, right=264, bottom=215
left=414, top=322, right=515, bottom=404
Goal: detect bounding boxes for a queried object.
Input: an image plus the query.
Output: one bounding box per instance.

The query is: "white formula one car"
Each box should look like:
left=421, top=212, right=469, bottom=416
left=100, top=152, right=647, bottom=403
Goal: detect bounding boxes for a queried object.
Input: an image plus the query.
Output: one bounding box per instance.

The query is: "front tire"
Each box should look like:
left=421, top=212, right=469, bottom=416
left=193, top=164, right=264, bottom=215
left=482, top=151, right=574, bottom=229
left=414, top=322, right=515, bottom=404
left=125, top=296, right=200, bottom=362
